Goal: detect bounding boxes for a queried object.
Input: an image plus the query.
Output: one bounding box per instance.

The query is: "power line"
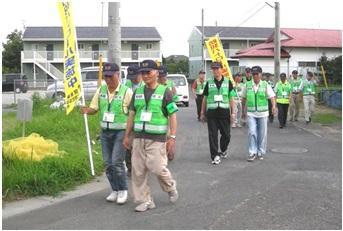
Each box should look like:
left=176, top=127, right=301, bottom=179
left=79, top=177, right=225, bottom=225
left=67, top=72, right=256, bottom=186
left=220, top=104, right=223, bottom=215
left=235, top=4, right=267, bottom=28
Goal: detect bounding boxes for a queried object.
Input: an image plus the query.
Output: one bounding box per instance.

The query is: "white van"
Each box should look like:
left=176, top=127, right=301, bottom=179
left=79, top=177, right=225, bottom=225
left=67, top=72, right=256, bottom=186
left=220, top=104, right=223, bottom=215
left=167, top=74, right=189, bottom=107
left=46, top=66, right=127, bottom=99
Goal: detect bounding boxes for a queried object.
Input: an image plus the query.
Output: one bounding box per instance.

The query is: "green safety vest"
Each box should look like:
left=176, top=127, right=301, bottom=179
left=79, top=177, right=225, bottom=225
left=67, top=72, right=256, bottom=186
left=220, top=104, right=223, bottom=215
left=206, top=78, right=230, bottom=110
left=133, top=85, right=178, bottom=135
left=276, top=81, right=291, bottom=104
left=290, top=79, right=302, bottom=92
left=125, top=79, right=144, bottom=90
left=232, top=82, right=244, bottom=100
left=163, top=79, right=179, bottom=102
left=246, top=80, right=268, bottom=112
left=99, top=84, right=128, bottom=130
left=196, top=79, right=206, bottom=95
left=303, top=80, right=316, bottom=96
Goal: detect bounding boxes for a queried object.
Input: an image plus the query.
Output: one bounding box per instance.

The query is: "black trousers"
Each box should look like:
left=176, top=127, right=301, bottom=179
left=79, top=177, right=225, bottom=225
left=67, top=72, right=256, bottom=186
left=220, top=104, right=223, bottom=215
left=268, top=99, right=274, bottom=122
left=125, top=149, right=131, bottom=174
left=207, top=117, right=231, bottom=160
left=195, top=94, right=204, bottom=119
left=277, top=103, right=289, bottom=127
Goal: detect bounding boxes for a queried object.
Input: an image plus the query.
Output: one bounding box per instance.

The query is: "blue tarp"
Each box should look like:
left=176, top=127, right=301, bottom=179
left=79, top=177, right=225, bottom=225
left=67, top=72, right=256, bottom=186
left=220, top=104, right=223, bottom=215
left=320, top=90, right=342, bottom=109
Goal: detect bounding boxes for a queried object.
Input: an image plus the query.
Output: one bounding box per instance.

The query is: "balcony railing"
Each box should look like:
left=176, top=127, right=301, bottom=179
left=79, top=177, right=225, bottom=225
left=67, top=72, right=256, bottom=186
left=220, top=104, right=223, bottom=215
left=22, top=50, right=161, bottom=62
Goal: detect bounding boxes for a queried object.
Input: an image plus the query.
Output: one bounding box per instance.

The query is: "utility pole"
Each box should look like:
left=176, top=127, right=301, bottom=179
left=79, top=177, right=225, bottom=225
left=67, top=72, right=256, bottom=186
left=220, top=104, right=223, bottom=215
left=108, top=2, right=121, bottom=70
left=274, top=2, right=280, bottom=81
left=201, top=8, right=205, bottom=70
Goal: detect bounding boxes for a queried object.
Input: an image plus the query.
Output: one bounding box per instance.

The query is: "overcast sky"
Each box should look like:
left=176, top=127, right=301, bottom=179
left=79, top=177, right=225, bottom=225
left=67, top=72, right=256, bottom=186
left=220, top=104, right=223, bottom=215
left=1, top=0, right=342, bottom=56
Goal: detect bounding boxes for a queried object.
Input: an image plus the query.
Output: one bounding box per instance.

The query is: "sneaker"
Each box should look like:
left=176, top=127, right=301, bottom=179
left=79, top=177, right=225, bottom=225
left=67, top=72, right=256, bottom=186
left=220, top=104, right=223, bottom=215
left=247, top=154, right=256, bottom=162
left=135, top=200, right=156, bottom=212
left=257, top=154, right=264, bottom=160
left=220, top=150, right=229, bottom=159
left=106, top=191, right=118, bottom=202
left=232, top=123, right=237, bottom=128
left=168, top=189, right=179, bottom=203
left=237, top=124, right=242, bottom=128
left=116, top=190, right=128, bottom=204
left=212, top=155, right=221, bottom=165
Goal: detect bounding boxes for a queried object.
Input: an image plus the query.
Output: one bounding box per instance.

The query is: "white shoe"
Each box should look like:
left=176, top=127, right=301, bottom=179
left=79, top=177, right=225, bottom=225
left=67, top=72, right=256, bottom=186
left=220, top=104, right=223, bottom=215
left=117, top=190, right=128, bottom=204
left=212, top=155, right=221, bottom=165
left=106, top=191, right=118, bottom=202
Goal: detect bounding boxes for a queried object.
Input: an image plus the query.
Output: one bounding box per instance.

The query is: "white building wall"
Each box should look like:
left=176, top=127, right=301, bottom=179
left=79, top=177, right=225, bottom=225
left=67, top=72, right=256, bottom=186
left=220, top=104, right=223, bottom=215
left=238, top=47, right=342, bottom=76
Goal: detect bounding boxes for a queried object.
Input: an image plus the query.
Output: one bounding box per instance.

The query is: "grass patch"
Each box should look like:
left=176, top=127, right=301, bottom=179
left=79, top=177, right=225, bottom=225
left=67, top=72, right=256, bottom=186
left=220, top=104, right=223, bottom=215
left=312, top=112, right=342, bottom=125
left=2, top=95, right=104, bottom=201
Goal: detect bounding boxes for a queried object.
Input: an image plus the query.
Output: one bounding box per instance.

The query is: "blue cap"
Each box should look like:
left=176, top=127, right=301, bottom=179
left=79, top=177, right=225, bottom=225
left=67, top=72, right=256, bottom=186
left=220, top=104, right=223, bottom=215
left=280, top=73, right=286, bottom=78
left=127, top=64, right=139, bottom=80
left=234, top=72, right=242, bottom=77
left=139, top=60, right=159, bottom=72
left=158, top=65, right=168, bottom=77
left=103, top=62, right=119, bottom=76
left=251, top=66, right=262, bottom=74
left=211, top=62, right=223, bottom=69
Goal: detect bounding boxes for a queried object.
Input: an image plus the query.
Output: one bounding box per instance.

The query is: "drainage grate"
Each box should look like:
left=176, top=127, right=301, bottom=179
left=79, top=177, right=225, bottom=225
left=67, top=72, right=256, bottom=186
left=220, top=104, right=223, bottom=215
left=270, top=147, right=308, bottom=154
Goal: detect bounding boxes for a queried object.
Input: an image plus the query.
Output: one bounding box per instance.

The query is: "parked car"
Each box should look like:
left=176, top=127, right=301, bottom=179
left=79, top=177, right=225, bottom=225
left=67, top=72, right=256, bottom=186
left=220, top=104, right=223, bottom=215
left=2, top=73, right=28, bottom=93
left=167, top=74, right=189, bottom=107
left=46, top=66, right=127, bottom=100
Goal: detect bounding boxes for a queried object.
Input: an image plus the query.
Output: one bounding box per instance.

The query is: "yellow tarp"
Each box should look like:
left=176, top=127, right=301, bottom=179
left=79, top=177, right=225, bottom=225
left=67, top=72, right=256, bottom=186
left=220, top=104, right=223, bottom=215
left=2, top=133, right=64, bottom=161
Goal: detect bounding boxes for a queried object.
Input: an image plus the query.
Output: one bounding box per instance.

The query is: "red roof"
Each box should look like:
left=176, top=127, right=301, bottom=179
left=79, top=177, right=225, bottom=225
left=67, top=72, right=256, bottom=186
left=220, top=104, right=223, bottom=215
left=233, top=28, right=342, bottom=58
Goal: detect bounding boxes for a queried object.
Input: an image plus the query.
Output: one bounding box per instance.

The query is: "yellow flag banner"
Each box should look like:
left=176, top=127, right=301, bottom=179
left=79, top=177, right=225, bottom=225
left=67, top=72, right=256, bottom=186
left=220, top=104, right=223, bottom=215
left=57, top=2, right=82, bottom=114
left=205, top=35, right=235, bottom=86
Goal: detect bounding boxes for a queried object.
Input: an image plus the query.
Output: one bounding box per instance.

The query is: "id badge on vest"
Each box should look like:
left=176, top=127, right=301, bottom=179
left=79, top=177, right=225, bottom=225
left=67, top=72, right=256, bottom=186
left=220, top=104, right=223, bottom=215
left=199, top=89, right=204, bottom=95
left=282, top=92, right=288, bottom=97
left=140, top=110, right=152, bottom=122
left=214, top=94, right=223, bottom=102
left=103, top=112, right=115, bottom=123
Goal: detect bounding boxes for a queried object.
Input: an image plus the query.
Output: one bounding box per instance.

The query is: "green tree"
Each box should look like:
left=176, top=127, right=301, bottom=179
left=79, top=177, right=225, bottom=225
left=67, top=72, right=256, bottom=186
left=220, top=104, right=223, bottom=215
left=319, top=55, right=342, bottom=85
left=2, top=29, right=23, bottom=74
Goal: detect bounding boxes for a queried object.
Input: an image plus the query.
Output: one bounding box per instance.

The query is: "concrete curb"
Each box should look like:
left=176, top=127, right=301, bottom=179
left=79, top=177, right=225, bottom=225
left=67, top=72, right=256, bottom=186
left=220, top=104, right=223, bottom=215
left=2, top=174, right=108, bottom=220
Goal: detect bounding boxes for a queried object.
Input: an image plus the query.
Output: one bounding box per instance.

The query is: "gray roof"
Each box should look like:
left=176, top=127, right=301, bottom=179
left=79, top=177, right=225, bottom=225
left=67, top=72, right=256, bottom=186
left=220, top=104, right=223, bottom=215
left=23, top=26, right=162, bottom=41
left=196, top=26, right=273, bottom=39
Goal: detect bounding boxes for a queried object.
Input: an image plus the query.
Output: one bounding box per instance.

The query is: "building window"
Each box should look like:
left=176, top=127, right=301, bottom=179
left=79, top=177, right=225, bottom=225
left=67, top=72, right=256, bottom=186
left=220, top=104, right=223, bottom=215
left=146, top=43, right=152, bottom=49
left=298, top=61, right=316, bottom=67
left=250, top=42, right=258, bottom=47
left=78, top=43, right=84, bottom=50
left=32, top=44, right=39, bottom=50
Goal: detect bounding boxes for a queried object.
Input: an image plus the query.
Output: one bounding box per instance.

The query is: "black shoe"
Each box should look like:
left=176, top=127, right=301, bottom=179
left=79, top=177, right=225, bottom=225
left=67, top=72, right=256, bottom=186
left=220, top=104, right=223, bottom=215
left=306, top=121, right=310, bottom=124
left=309, top=117, right=312, bottom=122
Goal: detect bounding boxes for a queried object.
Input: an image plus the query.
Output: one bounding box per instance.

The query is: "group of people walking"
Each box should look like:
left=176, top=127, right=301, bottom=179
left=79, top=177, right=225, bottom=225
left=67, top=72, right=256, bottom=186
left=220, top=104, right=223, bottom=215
left=80, top=59, right=318, bottom=213
left=192, top=63, right=318, bottom=164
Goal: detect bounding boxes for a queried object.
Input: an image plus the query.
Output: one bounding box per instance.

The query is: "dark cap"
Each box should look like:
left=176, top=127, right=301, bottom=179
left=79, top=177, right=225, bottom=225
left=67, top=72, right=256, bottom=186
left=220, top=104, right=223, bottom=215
left=103, top=62, right=119, bottom=76
left=199, top=70, right=206, bottom=74
left=292, top=70, right=298, bottom=74
left=245, top=67, right=251, bottom=73
left=158, top=65, right=168, bottom=77
left=211, top=62, right=223, bottom=69
left=280, top=73, right=287, bottom=78
left=234, top=72, right=242, bottom=77
left=127, top=64, right=139, bottom=80
left=251, top=66, right=262, bottom=74
left=139, top=59, right=159, bottom=72
left=307, top=71, right=314, bottom=77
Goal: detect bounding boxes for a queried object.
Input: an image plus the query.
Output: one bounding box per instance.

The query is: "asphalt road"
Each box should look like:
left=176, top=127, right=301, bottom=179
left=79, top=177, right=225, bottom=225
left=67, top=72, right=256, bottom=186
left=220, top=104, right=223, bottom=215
left=3, top=97, right=342, bottom=229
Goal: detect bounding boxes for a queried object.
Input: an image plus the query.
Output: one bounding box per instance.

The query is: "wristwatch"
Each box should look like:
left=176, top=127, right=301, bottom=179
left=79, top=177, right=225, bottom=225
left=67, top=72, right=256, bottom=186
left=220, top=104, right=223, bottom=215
left=169, top=135, right=176, bottom=139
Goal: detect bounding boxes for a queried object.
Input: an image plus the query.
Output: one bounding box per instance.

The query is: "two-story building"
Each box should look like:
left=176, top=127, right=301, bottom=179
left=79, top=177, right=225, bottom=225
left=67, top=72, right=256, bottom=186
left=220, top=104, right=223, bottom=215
left=188, top=26, right=273, bottom=79
left=21, top=26, right=162, bottom=83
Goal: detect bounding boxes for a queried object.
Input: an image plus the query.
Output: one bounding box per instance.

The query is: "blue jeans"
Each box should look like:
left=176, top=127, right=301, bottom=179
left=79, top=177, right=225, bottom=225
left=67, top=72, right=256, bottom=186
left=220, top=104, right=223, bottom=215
left=247, top=116, right=268, bottom=156
left=100, top=130, right=128, bottom=191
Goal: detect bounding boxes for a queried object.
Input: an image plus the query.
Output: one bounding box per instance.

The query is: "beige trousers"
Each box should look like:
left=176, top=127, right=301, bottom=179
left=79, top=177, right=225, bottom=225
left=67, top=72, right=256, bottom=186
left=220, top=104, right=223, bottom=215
left=131, top=138, right=176, bottom=203
left=303, top=95, right=315, bottom=121
left=289, top=94, right=302, bottom=121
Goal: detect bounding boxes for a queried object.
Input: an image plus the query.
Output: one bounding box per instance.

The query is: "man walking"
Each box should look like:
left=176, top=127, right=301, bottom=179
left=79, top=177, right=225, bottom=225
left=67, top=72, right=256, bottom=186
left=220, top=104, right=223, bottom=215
left=266, top=74, right=275, bottom=123
left=275, top=73, right=292, bottom=128
left=200, top=62, right=235, bottom=165
left=241, top=66, right=276, bottom=162
left=81, top=62, right=132, bottom=204
left=302, top=71, right=317, bottom=124
left=123, top=60, right=179, bottom=212
left=191, top=70, right=207, bottom=121
left=289, top=70, right=302, bottom=122
left=231, top=72, right=244, bottom=128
